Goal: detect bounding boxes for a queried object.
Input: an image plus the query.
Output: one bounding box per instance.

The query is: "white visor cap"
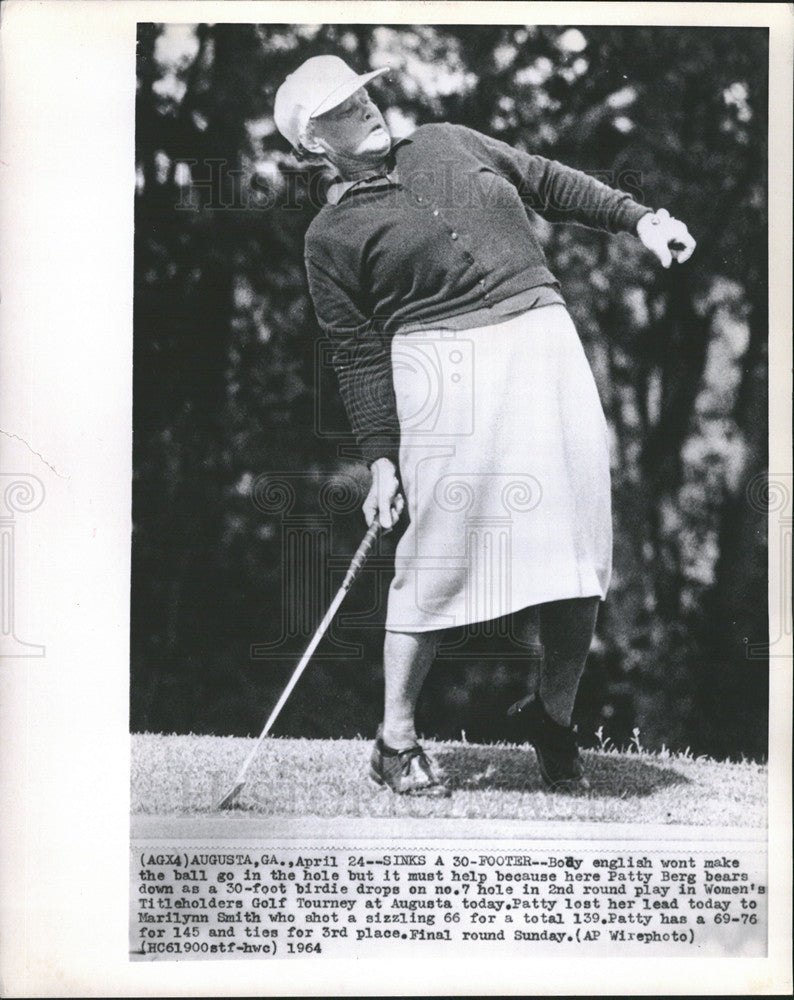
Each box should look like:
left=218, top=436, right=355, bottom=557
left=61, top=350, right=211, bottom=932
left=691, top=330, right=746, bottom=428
left=274, top=55, right=389, bottom=149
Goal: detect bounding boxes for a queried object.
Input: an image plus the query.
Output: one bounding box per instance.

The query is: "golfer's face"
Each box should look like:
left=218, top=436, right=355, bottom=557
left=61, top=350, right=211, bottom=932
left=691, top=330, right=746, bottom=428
left=311, top=88, right=390, bottom=159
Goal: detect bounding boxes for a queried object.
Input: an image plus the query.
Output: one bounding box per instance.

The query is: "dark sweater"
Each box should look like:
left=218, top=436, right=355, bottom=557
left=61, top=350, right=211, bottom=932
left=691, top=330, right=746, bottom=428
left=304, top=122, right=649, bottom=465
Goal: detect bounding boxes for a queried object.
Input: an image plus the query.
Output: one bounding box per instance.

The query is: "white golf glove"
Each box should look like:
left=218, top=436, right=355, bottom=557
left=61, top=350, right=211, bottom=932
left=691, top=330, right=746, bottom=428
left=636, top=208, right=696, bottom=267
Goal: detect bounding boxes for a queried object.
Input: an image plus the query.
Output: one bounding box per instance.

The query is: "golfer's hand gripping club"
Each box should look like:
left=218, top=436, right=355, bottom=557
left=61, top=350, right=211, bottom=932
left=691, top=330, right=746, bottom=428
left=364, top=456, right=404, bottom=529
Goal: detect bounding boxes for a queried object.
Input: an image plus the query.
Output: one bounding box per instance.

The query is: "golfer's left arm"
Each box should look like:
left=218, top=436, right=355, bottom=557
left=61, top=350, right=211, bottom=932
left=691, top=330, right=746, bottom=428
left=527, top=155, right=697, bottom=266
left=528, top=157, right=697, bottom=267
left=458, top=126, right=696, bottom=266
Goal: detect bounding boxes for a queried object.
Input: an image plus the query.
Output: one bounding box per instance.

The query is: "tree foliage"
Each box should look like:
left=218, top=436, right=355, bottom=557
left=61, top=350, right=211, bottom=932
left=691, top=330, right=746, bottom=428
left=132, top=23, right=768, bottom=758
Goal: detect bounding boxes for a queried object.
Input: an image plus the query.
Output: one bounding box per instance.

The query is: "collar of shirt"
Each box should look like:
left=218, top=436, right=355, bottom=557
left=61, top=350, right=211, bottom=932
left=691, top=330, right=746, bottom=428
left=325, top=136, right=412, bottom=206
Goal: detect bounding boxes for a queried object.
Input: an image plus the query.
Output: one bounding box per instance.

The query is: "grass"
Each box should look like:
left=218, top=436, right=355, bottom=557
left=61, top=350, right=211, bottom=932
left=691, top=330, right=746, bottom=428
left=131, top=732, right=766, bottom=826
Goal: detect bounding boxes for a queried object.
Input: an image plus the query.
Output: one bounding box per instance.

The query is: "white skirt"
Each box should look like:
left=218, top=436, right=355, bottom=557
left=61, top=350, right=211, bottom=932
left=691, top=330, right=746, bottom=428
left=385, top=304, right=612, bottom=632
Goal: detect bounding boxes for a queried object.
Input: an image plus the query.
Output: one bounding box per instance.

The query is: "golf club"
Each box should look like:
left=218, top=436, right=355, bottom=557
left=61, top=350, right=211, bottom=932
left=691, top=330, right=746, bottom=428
left=218, top=519, right=383, bottom=809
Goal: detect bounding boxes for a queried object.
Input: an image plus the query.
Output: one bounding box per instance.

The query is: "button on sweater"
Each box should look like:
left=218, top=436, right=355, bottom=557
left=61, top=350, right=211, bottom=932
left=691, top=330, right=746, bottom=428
left=304, top=122, right=650, bottom=465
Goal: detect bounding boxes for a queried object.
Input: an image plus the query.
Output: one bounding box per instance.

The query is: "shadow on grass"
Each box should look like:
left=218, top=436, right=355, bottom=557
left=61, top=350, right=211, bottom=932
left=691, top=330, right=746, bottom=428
left=433, top=746, right=691, bottom=799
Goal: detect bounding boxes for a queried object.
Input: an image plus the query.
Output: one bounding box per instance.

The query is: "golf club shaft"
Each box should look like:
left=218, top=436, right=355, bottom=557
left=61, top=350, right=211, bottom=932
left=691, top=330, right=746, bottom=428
left=232, top=520, right=382, bottom=784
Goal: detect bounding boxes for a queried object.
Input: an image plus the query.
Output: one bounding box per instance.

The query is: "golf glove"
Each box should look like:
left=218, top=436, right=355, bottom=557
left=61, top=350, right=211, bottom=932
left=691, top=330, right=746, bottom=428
left=637, top=208, right=696, bottom=267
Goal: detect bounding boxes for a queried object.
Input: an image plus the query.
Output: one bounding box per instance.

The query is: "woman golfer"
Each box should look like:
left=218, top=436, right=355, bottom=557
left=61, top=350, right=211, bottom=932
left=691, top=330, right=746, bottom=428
left=274, top=56, right=695, bottom=796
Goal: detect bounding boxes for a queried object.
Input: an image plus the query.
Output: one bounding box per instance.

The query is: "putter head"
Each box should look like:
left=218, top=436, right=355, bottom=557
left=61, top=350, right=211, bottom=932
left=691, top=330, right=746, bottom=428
left=217, top=781, right=245, bottom=810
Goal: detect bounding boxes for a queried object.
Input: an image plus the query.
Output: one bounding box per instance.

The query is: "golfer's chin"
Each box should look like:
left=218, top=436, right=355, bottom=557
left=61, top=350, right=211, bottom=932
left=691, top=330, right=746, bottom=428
left=356, top=127, right=391, bottom=157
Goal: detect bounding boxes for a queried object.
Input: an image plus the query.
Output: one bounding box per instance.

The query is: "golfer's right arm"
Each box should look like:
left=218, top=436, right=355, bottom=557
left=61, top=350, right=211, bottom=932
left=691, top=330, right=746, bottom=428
left=305, top=251, right=404, bottom=530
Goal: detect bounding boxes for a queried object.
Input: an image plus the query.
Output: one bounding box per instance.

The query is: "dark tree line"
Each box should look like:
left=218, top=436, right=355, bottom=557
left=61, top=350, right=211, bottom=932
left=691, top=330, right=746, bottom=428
left=132, top=24, right=768, bottom=759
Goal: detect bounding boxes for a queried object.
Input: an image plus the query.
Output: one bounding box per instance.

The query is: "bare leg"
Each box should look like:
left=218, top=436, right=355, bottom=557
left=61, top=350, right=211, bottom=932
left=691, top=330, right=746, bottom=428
left=381, top=629, right=438, bottom=749
left=538, top=597, right=600, bottom=726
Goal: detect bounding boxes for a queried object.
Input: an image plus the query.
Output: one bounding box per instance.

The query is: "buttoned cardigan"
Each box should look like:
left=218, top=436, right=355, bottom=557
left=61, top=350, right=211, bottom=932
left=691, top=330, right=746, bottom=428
left=304, top=122, right=649, bottom=465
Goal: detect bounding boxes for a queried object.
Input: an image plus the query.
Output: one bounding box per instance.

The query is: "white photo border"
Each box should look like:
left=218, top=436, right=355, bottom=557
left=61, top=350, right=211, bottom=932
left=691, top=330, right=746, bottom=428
left=0, top=1, right=790, bottom=995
